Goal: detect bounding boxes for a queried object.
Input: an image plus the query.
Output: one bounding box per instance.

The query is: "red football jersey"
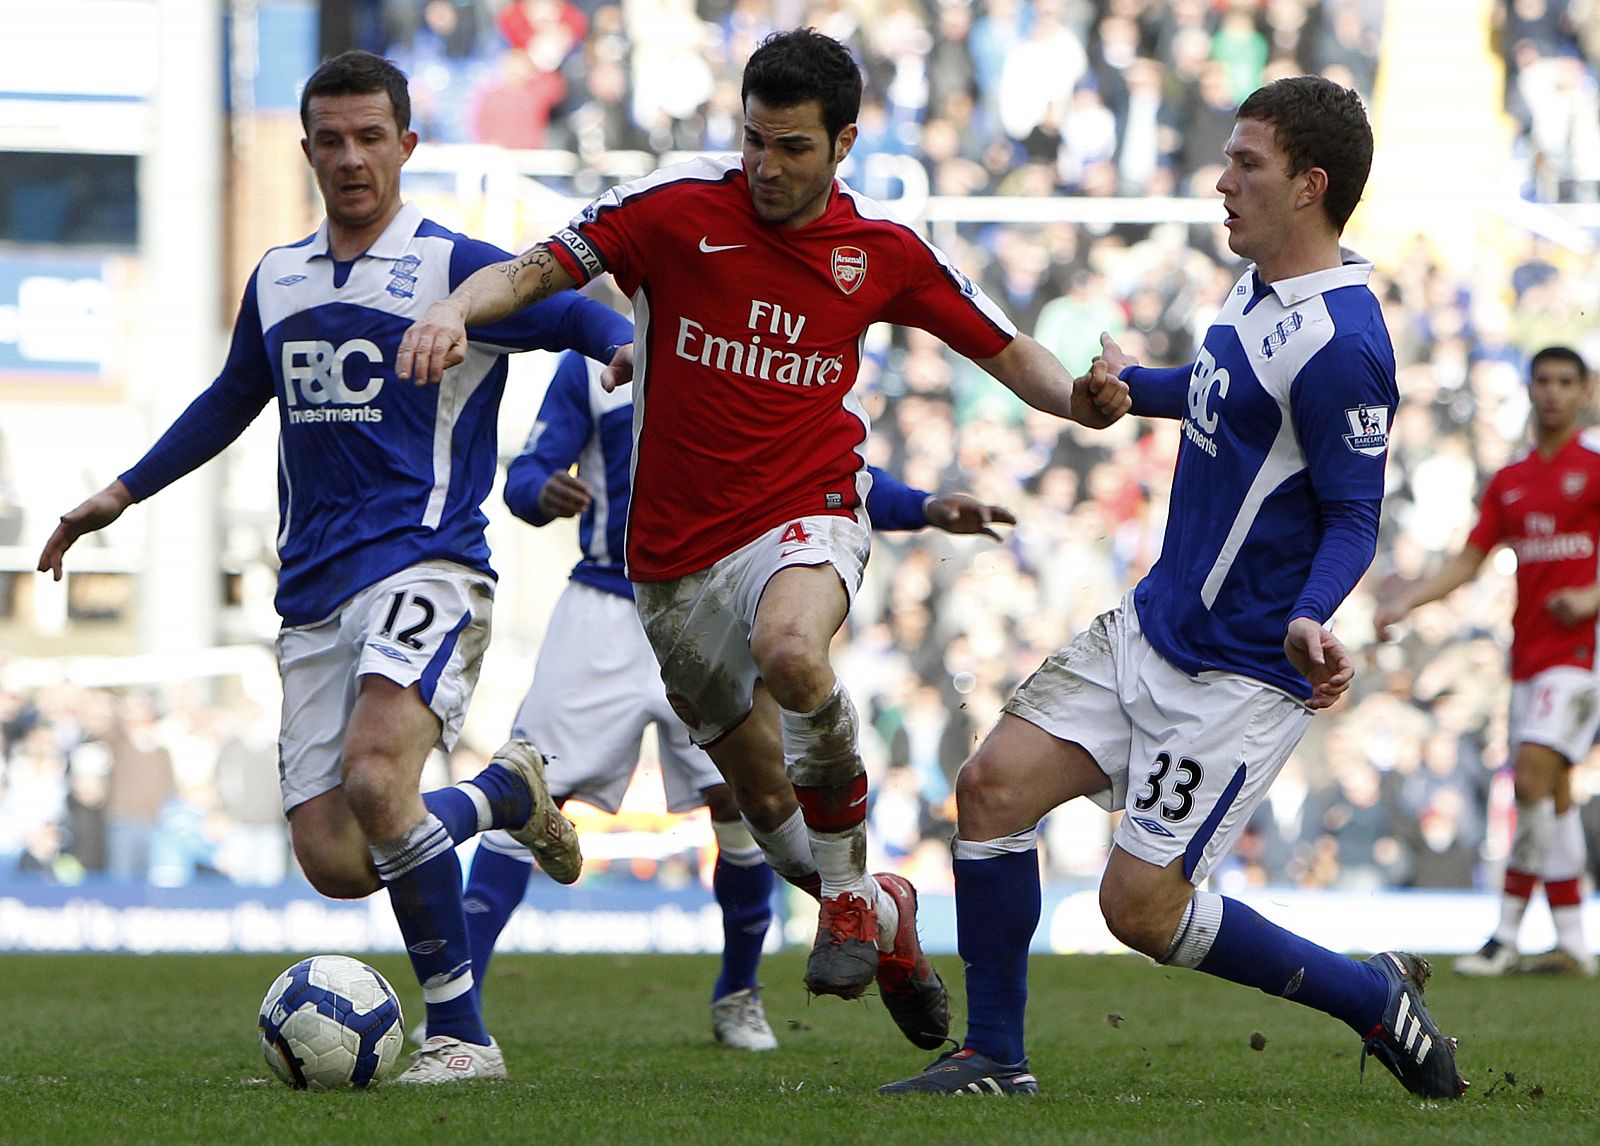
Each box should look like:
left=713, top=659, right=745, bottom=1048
left=1467, top=429, right=1600, bottom=679
left=547, top=157, right=1016, bottom=581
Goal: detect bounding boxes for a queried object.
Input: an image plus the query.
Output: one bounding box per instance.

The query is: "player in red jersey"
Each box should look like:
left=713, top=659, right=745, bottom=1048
left=399, top=28, right=1130, bottom=1048
left=1378, top=345, right=1598, bottom=977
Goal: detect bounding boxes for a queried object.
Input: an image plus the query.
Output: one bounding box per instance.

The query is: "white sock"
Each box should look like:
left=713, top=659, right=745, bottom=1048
left=809, top=823, right=869, bottom=898
left=711, top=817, right=766, bottom=867
left=743, top=807, right=817, bottom=886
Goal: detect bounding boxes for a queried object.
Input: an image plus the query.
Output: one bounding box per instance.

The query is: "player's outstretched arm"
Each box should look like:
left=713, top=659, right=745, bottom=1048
left=1372, top=546, right=1488, bottom=640
left=979, top=333, right=1130, bottom=427
left=923, top=493, right=1017, bottom=541
left=398, top=243, right=579, bottom=386
left=1285, top=616, right=1355, bottom=710
left=37, top=480, right=134, bottom=581
left=1545, top=582, right=1600, bottom=627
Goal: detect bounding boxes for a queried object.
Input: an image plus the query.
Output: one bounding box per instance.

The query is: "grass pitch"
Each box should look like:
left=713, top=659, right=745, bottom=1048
left=0, top=949, right=1594, bottom=1145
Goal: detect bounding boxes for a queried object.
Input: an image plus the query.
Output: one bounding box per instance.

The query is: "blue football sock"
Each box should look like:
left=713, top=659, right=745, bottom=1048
left=463, top=842, right=534, bottom=994
left=1196, top=896, right=1388, bottom=1033
left=422, top=787, right=480, bottom=844
left=423, top=762, right=534, bottom=845
left=954, top=848, right=1040, bottom=1065
left=712, top=852, right=775, bottom=1000
left=374, top=814, right=487, bottom=1045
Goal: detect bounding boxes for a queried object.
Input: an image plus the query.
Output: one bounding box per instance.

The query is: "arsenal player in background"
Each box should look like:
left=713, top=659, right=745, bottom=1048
left=399, top=28, right=1130, bottom=1054
left=1379, top=345, right=1599, bottom=979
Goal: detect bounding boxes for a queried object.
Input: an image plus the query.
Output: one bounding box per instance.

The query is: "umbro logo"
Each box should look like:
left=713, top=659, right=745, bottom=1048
left=366, top=643, right=413, bottom=663
left=275, top=274, right=307, bottom=286
left=698, top=237, right=746, bottom=253
left=1128, top=815, right=1177, bottom=838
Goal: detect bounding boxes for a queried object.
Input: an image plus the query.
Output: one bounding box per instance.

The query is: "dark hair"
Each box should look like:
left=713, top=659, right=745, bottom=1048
left=300, top=50, right=411, bottom=134
left=741, top=28, right=862, bottom=143
left=1237, top=75, right=1372, bottom=232
left=1531, top=345, right=1589, bottom=377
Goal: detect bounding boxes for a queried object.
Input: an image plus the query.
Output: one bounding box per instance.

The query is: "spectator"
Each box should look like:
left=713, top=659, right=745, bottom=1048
left=103, top=693, right=177, bottom=883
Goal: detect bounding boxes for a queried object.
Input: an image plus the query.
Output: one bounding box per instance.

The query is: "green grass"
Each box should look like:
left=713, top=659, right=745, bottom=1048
left=0, top=950, right=1593, bottom=1145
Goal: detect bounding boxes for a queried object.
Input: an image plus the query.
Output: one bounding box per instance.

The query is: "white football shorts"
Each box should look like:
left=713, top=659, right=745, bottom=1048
left=634, top=514, right=870, bottom=746
left=511, top=580, right=721, bottom=812
left=276, top=560, right=493, bottom=813
left=1004, top=594, right=1312, bottom=884
left=1510, top=664, right=1600, bottom=765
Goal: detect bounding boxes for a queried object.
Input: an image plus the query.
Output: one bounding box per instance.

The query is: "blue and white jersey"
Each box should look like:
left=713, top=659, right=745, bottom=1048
left=507, top=353, right=638, bottom=598
left=119, top=204, right=632, bottom=626
left=506, top=352, right=933, bottom=599
left=1127, top=256, right=1396, bottom=696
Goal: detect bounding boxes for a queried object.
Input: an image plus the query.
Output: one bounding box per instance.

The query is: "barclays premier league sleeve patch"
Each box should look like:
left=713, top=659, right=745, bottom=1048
left=1342, top=404, right=1389, bottom=456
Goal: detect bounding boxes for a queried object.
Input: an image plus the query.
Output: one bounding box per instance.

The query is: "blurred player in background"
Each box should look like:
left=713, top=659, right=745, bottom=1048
left=883, top=76, right=1467, bottom=1099
left=36, top=51, right=634, bottom=1083
left=397, top=27, right=1128, bottom=1053
left=460, top=349, right=1018, bottom=1051
left=1377, top=345, right=1599, bottom=979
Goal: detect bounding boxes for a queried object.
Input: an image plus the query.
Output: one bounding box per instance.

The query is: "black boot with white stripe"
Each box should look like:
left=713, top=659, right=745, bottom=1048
left=1360, top=951, right=1468, bottom=1100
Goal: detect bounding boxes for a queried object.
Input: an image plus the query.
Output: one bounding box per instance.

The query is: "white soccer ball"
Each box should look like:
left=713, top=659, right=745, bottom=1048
left=258, top=955, right=405, bottom=1090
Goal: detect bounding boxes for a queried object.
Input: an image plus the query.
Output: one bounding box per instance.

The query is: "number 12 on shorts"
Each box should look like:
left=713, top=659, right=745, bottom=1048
left=379, top=591, right=436, bottom=650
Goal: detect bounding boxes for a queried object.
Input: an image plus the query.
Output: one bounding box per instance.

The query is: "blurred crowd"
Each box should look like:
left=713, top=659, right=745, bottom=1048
left=6, top=0, right=1600, bottom=899
left=375, top=0, right=1394, bottom=200
left=357, top=0, right=1600, bottom=204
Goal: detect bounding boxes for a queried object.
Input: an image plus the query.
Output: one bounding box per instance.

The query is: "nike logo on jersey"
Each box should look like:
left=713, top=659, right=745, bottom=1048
left=699, top=238, right=746, bottom=253
left=1504, top=488, right=1525, bottom=503
left=778, top=549, right=808, bottom=559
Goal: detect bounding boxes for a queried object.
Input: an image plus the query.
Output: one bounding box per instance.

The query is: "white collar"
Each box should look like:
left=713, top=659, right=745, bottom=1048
left=1261, top=248, right=1373, bottom=306
left=304, top=202, right=423, bottom=261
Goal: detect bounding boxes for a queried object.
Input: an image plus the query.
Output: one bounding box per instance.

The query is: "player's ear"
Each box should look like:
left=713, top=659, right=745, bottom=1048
left=833, top=122, right=857, bottom=165
left=399, top=129, right=419, bottom=164
left=1297, top=166, right=1329, bottom=211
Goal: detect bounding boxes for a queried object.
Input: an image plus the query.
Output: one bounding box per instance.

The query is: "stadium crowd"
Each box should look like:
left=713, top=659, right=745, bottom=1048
left=5, top=0, right=1600, bottom=901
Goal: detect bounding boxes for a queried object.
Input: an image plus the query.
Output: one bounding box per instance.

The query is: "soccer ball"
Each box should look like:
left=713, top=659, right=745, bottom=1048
left=258, top=955, right=405, bottom=1090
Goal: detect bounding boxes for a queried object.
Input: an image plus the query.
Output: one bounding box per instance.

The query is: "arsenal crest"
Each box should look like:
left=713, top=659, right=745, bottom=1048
left=831, top=246, right=868, bottom=294
left=1563, top=470, right=1587, bottom=499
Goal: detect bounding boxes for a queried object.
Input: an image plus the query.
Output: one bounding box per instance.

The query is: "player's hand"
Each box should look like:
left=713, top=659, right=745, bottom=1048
left=396, top=299, right=469, bottom=386
left=601, top=342, right=635, bottom=392
left=924, top=493, right=1016, bottom=540
left=1546, top=584, right=1600, bottom=626
left=538, top=471, right=592, bottom=519
left=1285, top=616, right=1354, bottom=711
left=1095, top=331, right=1138, bottom=378
left=1371, top=599, right=1410, bottom=642
left=37, top=481, right=134, bottom=581
left=1073, top=357, right=1132, bottom=428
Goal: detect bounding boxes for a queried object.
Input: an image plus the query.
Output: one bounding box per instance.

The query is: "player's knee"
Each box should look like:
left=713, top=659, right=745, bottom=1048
left=292, top=839, right=379, bottom=900
left=1097, top=886, right=1169, bottom=958
left=339, top=752, right=395, bottom=822
left=953, top=752, right=1029, bottom=835
left=703, top=783, right=741, bottom=821
left=1098, top=872, right=1190, bottom=959
left=750, top=637, right=830, bottom=710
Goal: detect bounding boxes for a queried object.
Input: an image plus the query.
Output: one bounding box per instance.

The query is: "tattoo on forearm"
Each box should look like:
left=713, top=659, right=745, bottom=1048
left=495, top=246, right=559, bottom=309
